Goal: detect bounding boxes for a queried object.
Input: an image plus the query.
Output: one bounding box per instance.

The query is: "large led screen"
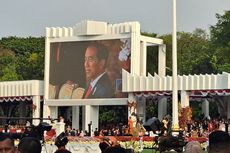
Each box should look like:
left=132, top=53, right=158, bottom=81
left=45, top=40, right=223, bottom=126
left=48, top=38, right=131, bottom=100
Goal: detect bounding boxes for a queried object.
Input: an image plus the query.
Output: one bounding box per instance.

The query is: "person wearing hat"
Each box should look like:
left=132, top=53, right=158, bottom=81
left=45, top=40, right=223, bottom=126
left=54, top=132, right=71, bottom=153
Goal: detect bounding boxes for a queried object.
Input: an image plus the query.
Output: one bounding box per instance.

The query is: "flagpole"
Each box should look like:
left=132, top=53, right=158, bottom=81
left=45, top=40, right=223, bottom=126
left=172, top=0, right=179, bottom=135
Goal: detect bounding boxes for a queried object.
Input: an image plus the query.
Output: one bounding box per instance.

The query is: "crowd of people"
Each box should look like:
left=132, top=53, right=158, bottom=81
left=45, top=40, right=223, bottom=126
left=1, top=129, right=230, bottom=153
left=1, top=115, right=230, bottom=153
left=0, top=131, right=130, bottom=153
left=63, top=115, right=230, bottom=139
left=0, top=133, right=42, bottom=153
left=183, top=130, right=230, bottom=153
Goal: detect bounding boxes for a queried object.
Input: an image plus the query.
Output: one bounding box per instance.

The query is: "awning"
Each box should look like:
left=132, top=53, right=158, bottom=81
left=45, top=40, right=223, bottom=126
left=0, top=96, right=44, bottom=102
left=134, top=89, right=230, bottom=98
left=0, top=96, right=32, bottom=102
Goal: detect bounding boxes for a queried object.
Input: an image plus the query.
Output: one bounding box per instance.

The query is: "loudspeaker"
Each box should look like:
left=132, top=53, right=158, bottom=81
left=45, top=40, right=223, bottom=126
left=143, top=117, right=161, bottom=131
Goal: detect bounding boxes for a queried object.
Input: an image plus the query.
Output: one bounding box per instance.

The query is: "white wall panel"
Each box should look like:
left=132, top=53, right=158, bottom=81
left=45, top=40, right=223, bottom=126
left=122, top=70, right=230, bottom=92
left=0, top=80, right=44, bottom=97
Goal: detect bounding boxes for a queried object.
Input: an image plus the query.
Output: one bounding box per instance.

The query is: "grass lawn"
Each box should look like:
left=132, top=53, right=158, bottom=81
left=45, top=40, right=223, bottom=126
left=142, top=149, right=159, bottom=153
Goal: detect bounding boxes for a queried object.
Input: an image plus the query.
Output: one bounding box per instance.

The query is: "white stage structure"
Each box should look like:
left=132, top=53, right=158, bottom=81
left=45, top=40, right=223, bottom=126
left=1, top=21, right=230, bottom=131
left=43, top=21, right=166, bottom=131
left=0, top=80, right=43, bottom=125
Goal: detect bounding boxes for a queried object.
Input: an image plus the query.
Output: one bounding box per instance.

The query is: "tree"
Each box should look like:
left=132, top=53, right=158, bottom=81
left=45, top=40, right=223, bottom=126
left=0, top=37, right=45, bottom=80
left=160, top=29, right=210, bottom=75
left=210, top=10, right=230, bottom=73
left=0, top=45, right=21, bottom=81
left=141, top=32, right=159, bottom=75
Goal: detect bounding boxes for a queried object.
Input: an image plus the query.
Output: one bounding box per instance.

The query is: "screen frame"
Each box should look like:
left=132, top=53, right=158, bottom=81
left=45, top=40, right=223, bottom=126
left=44, top=34, right=131, bottom=106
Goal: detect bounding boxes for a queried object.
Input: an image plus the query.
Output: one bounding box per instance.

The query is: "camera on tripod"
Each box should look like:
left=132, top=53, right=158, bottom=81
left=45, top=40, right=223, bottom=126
left=22, top=122, right=52, bottom=141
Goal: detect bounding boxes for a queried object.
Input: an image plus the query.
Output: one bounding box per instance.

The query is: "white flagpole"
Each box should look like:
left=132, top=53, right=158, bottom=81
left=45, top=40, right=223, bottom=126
left=172, top=0, right=179, bottom=135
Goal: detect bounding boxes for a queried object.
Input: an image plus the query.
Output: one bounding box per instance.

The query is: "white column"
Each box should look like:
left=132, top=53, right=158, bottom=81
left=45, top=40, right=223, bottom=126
left=56, top=122, right=65, bottom=136
left=32, top=95, right=41, bottom=126
left=172, top=0, right=179, bottom=133
left=82, top=106, right=85, bottom=130
left=136, top=96, right=146, bottom=123
left=43, top=105, right=57, bottom=124
left=181, top=90, right=189, bottom=108
left=158, top=44, right=166, bottom=76
left=158, top=97, right=167, bottom=121
left=66, top=107, right=72, bottom=123
left=140, top=41, right=147, bottom=76
left=72, top=106, right=80, bottom=129
left=50, top=106, right=58, bottom=121
left=202, top=99, right=209, bottom=118
left=84, top=105, right=99, bottom=136
left=43, top=104, right=51, bottom=119
left=227, top=100, right=230, bottom=119
left=90, top=106, right=99, bottom=135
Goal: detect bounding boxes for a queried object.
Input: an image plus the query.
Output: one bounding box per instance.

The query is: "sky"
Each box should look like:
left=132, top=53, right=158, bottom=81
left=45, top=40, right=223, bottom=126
left=0, top=0, right=229, bottom=38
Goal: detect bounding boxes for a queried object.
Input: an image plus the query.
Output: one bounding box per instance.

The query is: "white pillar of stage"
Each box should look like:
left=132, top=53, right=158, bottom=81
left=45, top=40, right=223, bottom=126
left=50, top=106, right=58, bottom=120
left=202, top=99, right=210, bottom=118
left=140, top=41, right=147, bottom=76
left=83, top=105, right=99, bottom=135
left=136, top=96, right=146, bottom=123
left=158, top=44, right=166, bottom=76
left=43, top=105, right=58, bottom=123
left=227, top=100, right=230, bottom=119
left=82, top=106, right=86, bottom=130
left=181, top=90, right=190, bottom=108
left=66, top=107, right=72, bottom=122
left=32, top=95, right=41, bottom=126
left=43, top=104, right=51, bottom=122
left=56, top=122, right=65, bottom=136
left=72, top=106, right=80, bottom=129
left=158, top=97, right=167, bottom=121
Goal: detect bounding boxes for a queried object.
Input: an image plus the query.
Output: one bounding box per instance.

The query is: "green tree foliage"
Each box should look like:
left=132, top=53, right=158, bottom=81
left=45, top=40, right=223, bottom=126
left=210, top=10, right=230, bottom=73
left=1, top=63, right=19, bottom=81
left=141, top=32, right=159, bottom=75
left=0, top=46, right=20, bottom=81
left=160, top=29, right=210, bottom=75
left=99, top=106, right=128, bottom=125
left=1, top=36, right=44, bottom=55
left=0, top=37, right=45, bottom=80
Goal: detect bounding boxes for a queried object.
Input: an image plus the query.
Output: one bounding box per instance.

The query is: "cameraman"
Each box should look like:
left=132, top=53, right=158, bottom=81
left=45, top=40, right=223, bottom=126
left=54, top=132, right=71, bottom=153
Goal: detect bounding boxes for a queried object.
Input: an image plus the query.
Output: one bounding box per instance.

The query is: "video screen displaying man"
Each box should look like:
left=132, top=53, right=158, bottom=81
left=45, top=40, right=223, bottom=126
left=83, top=43, right=114, bottom=98
left=48, top=39, right=131, bottom=100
